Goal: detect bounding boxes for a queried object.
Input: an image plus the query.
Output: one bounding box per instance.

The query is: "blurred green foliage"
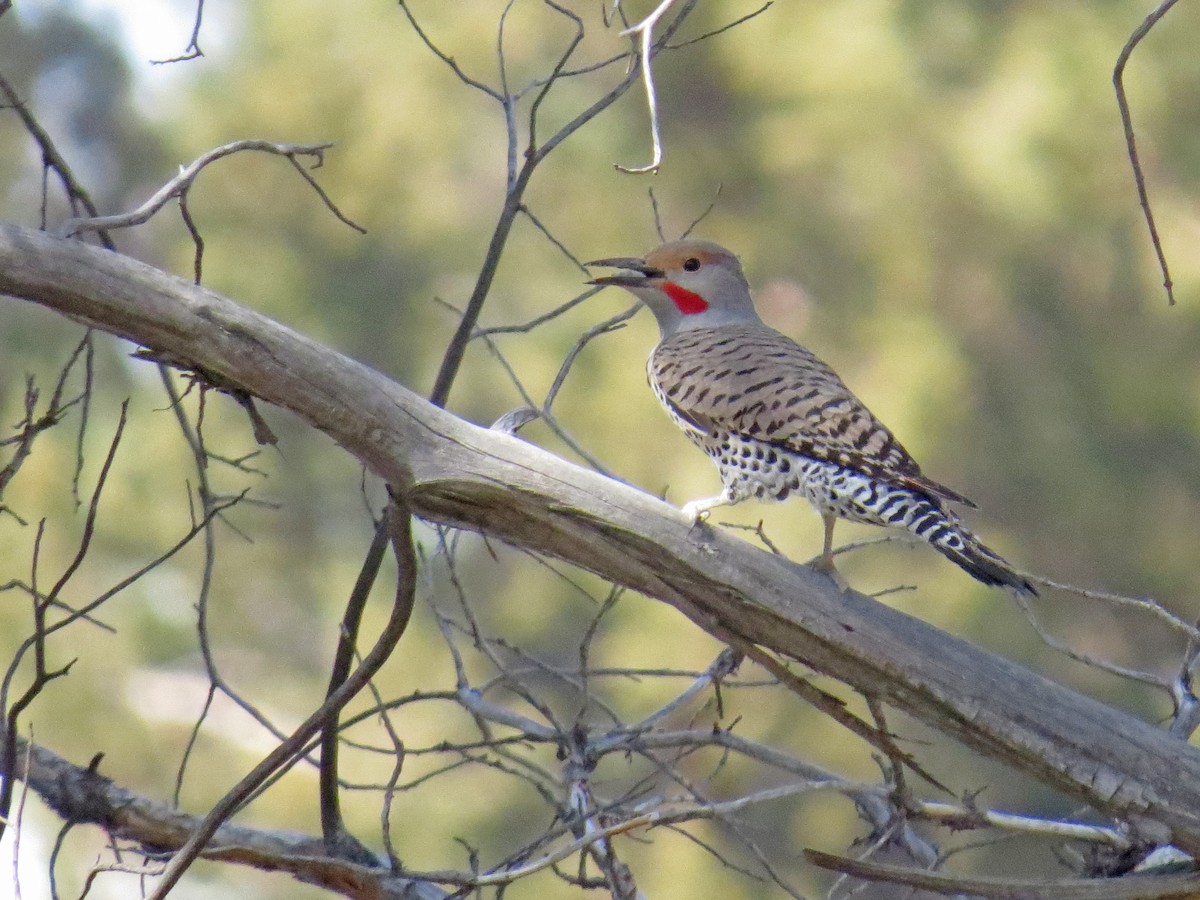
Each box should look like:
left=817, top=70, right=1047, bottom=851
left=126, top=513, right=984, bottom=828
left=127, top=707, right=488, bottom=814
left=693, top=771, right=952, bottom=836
left=3, top=1, right=1200, bottom=897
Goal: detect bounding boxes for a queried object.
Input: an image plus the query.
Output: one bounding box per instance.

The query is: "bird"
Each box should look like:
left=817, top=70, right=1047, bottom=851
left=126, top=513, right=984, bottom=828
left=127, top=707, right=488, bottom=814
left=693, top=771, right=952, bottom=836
left=587, top=239, right=1035, bottom=595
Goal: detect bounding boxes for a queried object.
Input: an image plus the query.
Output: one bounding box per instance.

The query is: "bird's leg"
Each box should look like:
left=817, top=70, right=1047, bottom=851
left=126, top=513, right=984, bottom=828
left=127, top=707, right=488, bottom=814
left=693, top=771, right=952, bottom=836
left=680, top=491, right=734, bottom=524
left=809, top=513, right=848, bottom=590
left=813, top=513, right=840, bottom=574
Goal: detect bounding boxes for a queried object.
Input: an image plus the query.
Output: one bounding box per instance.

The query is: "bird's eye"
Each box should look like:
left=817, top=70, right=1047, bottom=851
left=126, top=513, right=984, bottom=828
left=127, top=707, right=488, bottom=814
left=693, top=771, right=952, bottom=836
left=682, top=257, right=701, bottom=272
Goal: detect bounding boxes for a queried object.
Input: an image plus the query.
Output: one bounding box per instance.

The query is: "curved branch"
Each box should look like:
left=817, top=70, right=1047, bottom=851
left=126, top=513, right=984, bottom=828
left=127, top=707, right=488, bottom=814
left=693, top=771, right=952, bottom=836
left=56, top=141, right=362, bottom=239
left=4, top=224, right=1200, bottom=855
left=1113, top=0, right=1180, bottom=306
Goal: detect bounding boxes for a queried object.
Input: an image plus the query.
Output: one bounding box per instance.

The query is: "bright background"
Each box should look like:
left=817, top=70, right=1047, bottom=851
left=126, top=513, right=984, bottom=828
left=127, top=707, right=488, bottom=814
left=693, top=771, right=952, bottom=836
left=3, top=1, right=1200, bottom=897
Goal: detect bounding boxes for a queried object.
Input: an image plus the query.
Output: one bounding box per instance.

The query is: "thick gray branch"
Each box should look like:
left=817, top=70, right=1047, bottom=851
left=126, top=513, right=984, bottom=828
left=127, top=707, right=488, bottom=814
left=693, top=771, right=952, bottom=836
left=14, top=735, right=445, bottom=898
left=3, top=223, right=1200, bottom=853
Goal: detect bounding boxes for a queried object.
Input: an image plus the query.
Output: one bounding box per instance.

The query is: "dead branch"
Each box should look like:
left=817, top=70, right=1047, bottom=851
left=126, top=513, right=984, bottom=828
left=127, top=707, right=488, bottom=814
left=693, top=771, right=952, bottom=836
left=55, top=140, right=361, bottom=240
left=4, top=224, right=1200, bottom=855
left=143, top=497, right=420, bottom=898
left=805, top=848, right=1200, bottom=899
left=151, top=0, right=206, bottom=63
left=0, top=732, right=448, bottom=899
left=1113, top=0, right=1181, bottom=306
left=613, top=0, right=677, bottom=174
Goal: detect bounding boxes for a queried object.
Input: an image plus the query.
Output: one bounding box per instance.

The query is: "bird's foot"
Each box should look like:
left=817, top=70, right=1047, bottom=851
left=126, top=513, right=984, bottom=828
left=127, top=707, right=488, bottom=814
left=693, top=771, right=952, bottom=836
left=680, top=494, right=729, bottom=525
left=810, top=554, right=849, bottom=592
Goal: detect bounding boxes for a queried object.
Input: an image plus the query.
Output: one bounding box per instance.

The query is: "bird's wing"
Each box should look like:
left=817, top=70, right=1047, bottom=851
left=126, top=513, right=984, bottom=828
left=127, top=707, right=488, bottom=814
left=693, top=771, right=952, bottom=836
left=651, top=325, right=977, bottom=509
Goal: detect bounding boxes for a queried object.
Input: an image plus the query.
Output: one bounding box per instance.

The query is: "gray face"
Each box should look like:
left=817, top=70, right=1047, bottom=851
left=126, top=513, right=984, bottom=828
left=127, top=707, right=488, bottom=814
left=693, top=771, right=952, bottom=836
left=587, top=244, right=762, bottom=339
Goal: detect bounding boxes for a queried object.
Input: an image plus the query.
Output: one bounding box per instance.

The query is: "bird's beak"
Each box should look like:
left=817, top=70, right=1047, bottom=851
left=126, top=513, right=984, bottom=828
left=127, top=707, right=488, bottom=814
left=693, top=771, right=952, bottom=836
left=585, top=257, right=666, bottom=288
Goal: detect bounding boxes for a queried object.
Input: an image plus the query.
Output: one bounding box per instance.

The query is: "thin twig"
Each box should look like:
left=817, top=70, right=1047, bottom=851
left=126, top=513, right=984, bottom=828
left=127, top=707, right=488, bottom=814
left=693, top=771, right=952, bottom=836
left=0, top=73, right=107, bottom=229
left=413, top=782, right=834, bottom=888
left=737, top=642, right=951, bottom=794
left=396, top=1, right=503, bottom=100
left=156, top=368, right=275, bottom=798
left=543, top=303, right=640, bottom=412
left=57, top=141, right=362, bottom=238
left=917, top=802, right=1127, bottom=848
left=151, top=0, right=206, bottom=64
left=613, top=0, right=679, bottom=174
left=518, top=204, right=590, bottom=272
left=437, top=293, right=618, bottom=474
left=498, top=0, right=520, bottom=189
left=426, top=2, right=663, bottom=406
left=1013, top=592, right=1173, bottom=691
left=1032, top=575, right=1200, bottom=645
left=1113, top=0, right=1180, bottom=306
left=667, top=2, right=773, bottom=50
left=680, top=183, right=723, bottom=239
left=319, top=515, right=391, bottom=860
left=808, top=847, right=1200, bottom=899
left=621, top=648, right=741, bottom=733
left=1, top=403, right=129, bottom=837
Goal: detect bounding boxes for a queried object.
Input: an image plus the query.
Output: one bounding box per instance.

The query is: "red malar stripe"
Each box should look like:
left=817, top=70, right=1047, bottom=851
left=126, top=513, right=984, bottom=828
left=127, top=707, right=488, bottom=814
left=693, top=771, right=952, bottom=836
left=663, top=281, right=709, bottom=314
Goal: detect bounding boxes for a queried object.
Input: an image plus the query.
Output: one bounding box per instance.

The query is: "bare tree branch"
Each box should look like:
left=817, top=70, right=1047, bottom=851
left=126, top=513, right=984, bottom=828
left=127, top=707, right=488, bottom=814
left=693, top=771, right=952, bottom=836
left=151, top=0, right=206, bottom=64
left=426, top=0, right=700, bottom=407
left=0, top=73, right=106, bottom=228
left=144, top=497, right=420, bottom=898
left=0, top=402, right=130, bottom=841
left=805, top=848, right=1200, bottom=899
left=0, top=733, right=449, bottom=899
left=319, top=515, right=393, bottom=864
left=56, top=140, right=362, bottom=240
left=1113, top=0, right=1181, bottom=306
left=5, top=225, right=1200, bottom=856
left=613, top=0, right=679, bottom=174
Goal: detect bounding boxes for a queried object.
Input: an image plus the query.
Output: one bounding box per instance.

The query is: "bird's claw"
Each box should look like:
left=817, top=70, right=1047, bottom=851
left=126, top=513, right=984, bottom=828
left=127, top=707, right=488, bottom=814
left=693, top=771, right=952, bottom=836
left=680, top=494, right=731, bottom=524
left=810, top=554, right=849, bottom=592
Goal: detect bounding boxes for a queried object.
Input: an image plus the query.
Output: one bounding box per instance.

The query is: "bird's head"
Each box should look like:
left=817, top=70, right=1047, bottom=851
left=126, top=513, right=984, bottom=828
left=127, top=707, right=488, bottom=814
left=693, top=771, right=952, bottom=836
left=587, top=240, right=761, bottom=338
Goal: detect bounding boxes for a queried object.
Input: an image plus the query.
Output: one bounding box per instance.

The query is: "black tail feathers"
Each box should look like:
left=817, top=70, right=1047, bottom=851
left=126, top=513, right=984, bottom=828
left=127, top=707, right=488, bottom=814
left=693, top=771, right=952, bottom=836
left=939, top=537, right=1037, bottom=596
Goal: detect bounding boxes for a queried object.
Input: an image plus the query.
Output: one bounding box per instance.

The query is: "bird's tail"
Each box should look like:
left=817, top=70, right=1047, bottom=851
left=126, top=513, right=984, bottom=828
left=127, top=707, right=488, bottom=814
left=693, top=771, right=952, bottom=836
left=932, top=528, right=1037, bottom=596
left=842, top=475, right=1036, bottom=595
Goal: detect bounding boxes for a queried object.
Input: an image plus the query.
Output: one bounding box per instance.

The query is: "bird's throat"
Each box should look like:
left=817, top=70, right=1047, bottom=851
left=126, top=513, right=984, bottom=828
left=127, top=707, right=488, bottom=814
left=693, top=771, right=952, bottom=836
left=662, top=282, right=709, bottom=315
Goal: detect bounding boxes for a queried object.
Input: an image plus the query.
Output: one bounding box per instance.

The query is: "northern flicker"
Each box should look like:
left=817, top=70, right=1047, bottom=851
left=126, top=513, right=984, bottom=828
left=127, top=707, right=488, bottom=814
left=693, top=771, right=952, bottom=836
left=588, top=240, right=1035, bottom=595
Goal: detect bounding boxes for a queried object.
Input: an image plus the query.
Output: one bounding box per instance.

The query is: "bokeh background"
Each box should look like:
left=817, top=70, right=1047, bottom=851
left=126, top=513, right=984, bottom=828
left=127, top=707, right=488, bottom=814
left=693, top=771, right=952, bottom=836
left=3, top=1, right=1200, bottom=897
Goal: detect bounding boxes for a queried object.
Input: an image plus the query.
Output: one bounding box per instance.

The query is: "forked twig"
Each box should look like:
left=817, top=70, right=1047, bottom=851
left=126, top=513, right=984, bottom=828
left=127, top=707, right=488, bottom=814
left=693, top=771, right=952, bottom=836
left=57, top=141, right=364, bottom=239
left=151, top=0, right=206, bottom=64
